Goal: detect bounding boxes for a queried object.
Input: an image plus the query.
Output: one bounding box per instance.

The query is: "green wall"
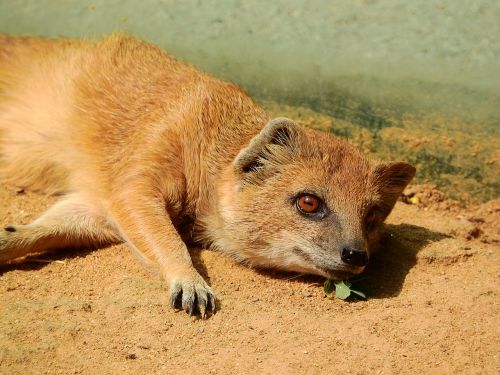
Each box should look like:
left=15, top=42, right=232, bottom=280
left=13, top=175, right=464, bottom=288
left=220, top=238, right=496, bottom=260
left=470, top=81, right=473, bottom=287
left=1, top=1, right=498, bottom=108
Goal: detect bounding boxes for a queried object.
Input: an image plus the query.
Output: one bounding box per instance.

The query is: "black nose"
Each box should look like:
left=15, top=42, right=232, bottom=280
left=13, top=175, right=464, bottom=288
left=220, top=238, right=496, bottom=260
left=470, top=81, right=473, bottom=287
left=341, top=247, right=369, bottom=267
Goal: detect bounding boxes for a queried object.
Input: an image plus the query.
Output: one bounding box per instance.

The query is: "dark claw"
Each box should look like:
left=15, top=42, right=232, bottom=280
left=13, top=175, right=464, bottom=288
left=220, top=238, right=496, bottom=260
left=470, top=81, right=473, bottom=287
left=169, top=283, right=216, bottom=318
left=182, top=294, right=195, bottom=315
left=188, top=295, right=197, bottom=316
left=4, top=225, right=16, bottom=233
left=198, top=294, right=208, bottom=311
left=210, top=292, right=217, bottom=314
left=169, top=290, right=183, bottom=310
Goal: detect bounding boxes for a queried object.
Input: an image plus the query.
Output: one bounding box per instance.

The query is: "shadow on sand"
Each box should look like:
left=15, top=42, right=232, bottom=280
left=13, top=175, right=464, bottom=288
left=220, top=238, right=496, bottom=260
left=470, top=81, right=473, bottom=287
left=362, top=223, right=449, bottom=298
left=252, top=223, right=449, bottom=299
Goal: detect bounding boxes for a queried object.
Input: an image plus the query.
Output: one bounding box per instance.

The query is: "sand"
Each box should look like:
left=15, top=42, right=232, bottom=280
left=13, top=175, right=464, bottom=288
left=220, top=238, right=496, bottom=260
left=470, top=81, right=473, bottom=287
left=1, top=183, right=499, bottom=374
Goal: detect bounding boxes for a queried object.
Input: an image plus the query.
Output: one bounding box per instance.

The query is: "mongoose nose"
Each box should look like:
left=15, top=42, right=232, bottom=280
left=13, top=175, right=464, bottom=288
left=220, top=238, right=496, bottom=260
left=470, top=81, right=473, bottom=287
left=341, top=247, right=369, bottom=267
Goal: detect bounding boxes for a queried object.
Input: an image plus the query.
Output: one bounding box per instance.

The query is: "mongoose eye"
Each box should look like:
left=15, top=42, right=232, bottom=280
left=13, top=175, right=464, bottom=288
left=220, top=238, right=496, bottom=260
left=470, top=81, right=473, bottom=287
left=296, top=195, right=320, bottom=214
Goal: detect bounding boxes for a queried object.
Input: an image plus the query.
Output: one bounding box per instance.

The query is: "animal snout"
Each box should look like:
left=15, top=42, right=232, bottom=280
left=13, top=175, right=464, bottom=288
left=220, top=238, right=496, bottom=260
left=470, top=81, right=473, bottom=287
left=340, top=247, right=369, bottom=267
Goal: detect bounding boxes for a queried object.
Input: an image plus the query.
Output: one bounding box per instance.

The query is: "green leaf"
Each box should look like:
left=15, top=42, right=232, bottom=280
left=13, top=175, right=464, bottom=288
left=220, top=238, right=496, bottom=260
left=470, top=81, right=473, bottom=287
left=350, top=284, right=373, bottom=298
left=350, top=289, right=367, bottom=299
left=323, top=279, right=335, bottom=295
left=334, top=281, right=351, bottom=300
left=324, top=279, right=371, bottom=300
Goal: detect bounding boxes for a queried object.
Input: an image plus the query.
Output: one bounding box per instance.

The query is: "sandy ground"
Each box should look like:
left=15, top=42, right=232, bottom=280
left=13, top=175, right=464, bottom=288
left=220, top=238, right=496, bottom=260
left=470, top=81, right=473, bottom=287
left=0, top=184, right=499, bottom=374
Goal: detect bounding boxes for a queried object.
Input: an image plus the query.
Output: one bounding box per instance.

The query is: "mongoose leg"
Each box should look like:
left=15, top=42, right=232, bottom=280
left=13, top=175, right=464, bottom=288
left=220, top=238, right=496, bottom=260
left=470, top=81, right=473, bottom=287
left=108, top=191, right=216, bottom=317
left=0, top=193, right=122, bottom=263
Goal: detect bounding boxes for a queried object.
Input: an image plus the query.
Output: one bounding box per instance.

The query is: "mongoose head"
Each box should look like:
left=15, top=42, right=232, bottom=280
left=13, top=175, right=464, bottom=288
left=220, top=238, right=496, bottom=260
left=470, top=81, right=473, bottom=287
left=215, top=118, right=415, bottom=280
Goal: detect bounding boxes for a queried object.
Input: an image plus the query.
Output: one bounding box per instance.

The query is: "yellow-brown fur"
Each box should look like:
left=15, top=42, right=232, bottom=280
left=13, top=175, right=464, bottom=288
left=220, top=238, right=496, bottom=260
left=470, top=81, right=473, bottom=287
left=0, top=34, right=415, bottom=316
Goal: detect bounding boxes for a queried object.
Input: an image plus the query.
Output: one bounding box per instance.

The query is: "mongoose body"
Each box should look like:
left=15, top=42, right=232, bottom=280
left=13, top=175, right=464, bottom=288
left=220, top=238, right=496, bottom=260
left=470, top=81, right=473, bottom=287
left=0, top=34, right=415, bottom=316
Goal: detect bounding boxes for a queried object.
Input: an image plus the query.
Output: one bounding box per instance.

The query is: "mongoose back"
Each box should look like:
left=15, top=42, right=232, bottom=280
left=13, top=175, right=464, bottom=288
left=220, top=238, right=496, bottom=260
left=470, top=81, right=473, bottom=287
left=0, top=34, right=415, bottom=317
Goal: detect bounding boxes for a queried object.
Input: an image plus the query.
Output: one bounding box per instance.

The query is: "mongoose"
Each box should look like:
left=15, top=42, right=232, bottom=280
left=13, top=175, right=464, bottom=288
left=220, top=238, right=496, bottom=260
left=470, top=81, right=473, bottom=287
left=0, top=34, right=415, bottom=317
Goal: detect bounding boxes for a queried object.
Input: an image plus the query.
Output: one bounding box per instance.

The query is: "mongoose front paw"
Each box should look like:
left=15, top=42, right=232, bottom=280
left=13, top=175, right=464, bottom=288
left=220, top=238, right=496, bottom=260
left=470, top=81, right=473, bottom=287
left=0, top=225, right=20, bottom=263
left=0, top=224, right=39, bottom=263
left=1, top=224, right=19, bottom=246
left=4, top=225, right=17, bottom=232
left=169, top=273, right=216, bottom=318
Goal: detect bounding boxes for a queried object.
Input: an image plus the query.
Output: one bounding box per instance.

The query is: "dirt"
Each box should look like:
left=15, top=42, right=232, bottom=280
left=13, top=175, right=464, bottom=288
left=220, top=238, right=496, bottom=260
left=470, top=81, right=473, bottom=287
left=1, top=182, right=499, bottom=374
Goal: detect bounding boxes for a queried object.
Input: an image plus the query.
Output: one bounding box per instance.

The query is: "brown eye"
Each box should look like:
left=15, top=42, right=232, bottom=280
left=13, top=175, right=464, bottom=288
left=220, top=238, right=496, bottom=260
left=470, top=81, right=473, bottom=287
left=297, top=195, right=320, bottom=214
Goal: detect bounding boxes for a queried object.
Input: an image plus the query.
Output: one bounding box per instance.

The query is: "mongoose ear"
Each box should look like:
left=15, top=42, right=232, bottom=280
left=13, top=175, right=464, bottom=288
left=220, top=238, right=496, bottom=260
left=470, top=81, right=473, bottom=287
left=234, top=117, right=300, bottom=178
left=373, top=162, right=416, bottom=213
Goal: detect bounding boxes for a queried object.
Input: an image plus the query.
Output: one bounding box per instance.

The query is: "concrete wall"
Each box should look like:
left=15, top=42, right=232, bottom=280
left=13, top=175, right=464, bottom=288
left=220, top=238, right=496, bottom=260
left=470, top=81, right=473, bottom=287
left=0, top=1, right=498, bottom=121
